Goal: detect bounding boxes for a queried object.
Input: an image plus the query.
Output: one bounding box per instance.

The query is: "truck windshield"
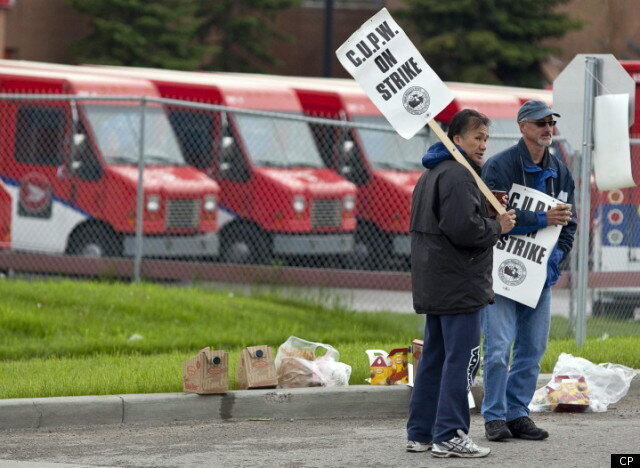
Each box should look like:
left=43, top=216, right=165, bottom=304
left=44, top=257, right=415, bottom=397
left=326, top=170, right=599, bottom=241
left=233, top=113, right=324, bottom=168
left=83, top=105, right=186, bottom=166
left=352, top=115, right=433, bottom=171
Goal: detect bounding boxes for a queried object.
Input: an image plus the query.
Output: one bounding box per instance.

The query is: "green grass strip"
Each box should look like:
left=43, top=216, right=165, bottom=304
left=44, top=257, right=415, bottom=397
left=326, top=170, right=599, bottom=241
left=0, top=279, right=424, bottom=360
left=0, top=278, right=639, bottom=399
left=1, top=337, right=638, bottom=399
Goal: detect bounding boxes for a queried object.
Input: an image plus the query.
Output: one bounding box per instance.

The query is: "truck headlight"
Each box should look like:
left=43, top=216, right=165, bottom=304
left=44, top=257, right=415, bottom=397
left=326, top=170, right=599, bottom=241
left=293, top=195, right=306, bottom=213
left=204, top=195, right=217, bottom=212
left=146, top=195, right=160, bottom=212
left=343, top=194, right=356, bottom=211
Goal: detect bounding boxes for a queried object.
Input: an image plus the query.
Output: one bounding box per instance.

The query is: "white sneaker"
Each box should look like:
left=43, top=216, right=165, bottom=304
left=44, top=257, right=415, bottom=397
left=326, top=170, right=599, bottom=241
left=406, top=440, right=432, bottom=452
left=431, top=429, right=491, bottom=458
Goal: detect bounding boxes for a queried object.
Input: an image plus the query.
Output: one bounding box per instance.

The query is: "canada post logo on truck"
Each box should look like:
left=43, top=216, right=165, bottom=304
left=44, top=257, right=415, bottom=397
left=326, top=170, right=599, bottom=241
left=18, top=172, right=52, bottom=218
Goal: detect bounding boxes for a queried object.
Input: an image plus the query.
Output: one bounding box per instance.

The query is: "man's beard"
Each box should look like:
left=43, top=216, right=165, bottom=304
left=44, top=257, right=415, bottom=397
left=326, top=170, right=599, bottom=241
left=537, top=136, right=552, bottom=147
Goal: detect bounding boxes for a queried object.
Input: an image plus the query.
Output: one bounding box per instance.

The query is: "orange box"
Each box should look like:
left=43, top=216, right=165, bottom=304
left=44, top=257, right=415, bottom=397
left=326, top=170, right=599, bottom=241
left=369, top=355, right=392, bottom=385
left=388, top=347, right=409, bottom=384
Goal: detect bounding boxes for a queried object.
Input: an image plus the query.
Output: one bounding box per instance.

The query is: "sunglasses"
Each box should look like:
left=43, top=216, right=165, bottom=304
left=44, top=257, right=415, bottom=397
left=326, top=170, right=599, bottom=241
left=526, top=120, right=557, bottom=128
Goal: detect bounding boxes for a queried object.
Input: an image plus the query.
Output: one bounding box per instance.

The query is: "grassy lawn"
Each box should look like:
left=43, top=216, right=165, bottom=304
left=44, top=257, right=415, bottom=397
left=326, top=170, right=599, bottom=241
left=0, top=278, right=638, bottom=399
left=549, top=315, right=640, bottom=340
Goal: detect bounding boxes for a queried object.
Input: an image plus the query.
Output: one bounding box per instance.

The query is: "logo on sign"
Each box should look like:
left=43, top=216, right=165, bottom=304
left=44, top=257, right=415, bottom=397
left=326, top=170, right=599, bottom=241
left=19, top=173, right=52, bottom=218
left=498, top=259, right=527, bottom=286
left=402, top=86, right=430, bottom=115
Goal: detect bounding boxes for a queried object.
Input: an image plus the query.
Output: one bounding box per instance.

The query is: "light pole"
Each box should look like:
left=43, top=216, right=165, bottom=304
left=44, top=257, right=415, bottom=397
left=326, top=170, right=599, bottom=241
left=323, top=0, right=334, bottom=77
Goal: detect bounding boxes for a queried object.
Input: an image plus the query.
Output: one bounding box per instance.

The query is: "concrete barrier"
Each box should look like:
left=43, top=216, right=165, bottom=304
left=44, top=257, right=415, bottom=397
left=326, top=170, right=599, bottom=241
left=0, top=374, right=637, bottom=430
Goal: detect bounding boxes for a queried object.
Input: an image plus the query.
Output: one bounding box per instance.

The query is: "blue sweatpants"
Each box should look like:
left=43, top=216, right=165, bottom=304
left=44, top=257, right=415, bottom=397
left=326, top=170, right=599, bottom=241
left=406, top=310, right=481, bottom=443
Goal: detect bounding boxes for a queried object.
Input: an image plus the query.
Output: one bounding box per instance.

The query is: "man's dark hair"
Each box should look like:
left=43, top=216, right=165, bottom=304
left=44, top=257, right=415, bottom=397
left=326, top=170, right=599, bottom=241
left=447, top=109, right=490, bottom=140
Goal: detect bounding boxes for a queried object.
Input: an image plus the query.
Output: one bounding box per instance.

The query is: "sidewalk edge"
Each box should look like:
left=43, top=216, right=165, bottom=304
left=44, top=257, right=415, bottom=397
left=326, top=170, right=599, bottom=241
left=0, top=373, right=637, bottom=429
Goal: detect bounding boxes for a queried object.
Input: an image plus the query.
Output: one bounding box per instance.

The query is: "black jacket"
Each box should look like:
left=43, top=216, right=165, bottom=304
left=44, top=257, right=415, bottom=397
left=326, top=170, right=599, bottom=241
left=411, top=143, right=501, bottom=315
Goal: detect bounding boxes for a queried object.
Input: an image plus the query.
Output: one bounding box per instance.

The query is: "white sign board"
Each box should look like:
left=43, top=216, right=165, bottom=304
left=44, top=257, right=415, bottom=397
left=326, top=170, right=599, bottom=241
left=493, top=185, right=562, bottom=308
left=593, top=94, right=635, bottom=190
left=553, top=54, right=635, bottom=152
left=335, top=8, right=453, bottom=139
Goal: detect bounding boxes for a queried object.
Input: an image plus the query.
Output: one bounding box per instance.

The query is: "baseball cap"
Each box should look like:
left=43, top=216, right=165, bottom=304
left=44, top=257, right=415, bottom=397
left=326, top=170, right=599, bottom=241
left=517, top=100, right=560, bottom=122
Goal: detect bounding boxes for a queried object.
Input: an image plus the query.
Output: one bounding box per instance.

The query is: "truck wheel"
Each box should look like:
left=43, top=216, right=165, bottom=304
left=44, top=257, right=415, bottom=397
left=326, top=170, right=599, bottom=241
left=221, top=225, right=271, bottom=264
left=592, top=298, right=634, bottom=319
left=350, top=223, right=389, bottom=270
left=67, top=225, right=122, bottom=258
left=592, top=300, right=604, bottom=317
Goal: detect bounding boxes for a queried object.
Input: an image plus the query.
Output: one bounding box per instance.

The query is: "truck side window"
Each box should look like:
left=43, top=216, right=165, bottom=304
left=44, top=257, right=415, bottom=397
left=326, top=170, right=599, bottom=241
left=15, top=106, right=66, bottom=166
left=168, top=110, right=213, bottom=170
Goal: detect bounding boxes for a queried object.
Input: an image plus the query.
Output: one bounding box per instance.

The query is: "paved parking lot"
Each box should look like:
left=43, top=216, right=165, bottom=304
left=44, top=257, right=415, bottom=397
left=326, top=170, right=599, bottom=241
left=1, top=397, right=638, bottom=467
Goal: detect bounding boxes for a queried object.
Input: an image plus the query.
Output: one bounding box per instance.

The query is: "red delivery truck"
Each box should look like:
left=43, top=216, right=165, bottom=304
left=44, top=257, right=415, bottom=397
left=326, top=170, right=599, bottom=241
left=218, top=74, right=521, bottom=269
left=0, top=180, right=11, bottom=249
left=79, top=66, right=358, bottom=265
left=0, top=66, right=220, bottom=258
left=620, top=61, right=640, bottom=138
left=563, top=61, right=639, bottom=276
left=583, top=60, right=640, bottom=316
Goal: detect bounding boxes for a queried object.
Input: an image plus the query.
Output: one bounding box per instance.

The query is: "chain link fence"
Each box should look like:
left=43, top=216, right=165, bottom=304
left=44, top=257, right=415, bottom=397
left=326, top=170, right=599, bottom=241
left=0, top=94, right=638, bottom=342
left=588, top=135, right=640, bottom=323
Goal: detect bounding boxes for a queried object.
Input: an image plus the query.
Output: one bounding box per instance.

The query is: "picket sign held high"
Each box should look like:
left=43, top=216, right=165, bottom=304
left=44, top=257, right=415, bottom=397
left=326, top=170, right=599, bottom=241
left=427, top=120, right=506, bottom=215
left=335, top=7, right=504, bottom=215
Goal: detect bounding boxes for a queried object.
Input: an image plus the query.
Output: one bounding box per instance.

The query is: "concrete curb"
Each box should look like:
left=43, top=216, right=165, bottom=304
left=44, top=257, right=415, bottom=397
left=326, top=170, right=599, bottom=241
left=0, top=374, right=637, bottom=430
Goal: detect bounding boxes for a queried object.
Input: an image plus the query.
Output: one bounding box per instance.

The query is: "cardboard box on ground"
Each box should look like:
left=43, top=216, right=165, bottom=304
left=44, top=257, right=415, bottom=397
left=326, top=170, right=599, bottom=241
left=235, top=345, right=278, bottom=390
left=182, top=345, right=278, bottom=394
left=183, top=348, right=229, bottom=394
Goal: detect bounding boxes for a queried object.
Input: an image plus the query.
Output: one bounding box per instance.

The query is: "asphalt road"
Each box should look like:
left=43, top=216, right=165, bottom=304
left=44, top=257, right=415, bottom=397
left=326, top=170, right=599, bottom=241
left=1, top=396, right=638, bottom=468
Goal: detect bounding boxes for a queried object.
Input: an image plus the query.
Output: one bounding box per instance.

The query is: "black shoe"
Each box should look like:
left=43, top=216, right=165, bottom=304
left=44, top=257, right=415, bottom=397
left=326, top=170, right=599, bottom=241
left=506, top=416, right=549, bottom=440
left=485, top=420, right=512, bottom=441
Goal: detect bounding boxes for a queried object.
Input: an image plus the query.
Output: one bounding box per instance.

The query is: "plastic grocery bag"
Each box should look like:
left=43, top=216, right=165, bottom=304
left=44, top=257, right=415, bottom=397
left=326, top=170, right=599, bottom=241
left=274, top=336, right=351, bottom=388
left=529, top=353, right=638, bottom=412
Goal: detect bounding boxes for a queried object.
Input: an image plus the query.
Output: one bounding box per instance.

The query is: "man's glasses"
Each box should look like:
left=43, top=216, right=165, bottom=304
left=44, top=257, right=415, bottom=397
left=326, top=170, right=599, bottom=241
left=526, top=120, right=557, bottom=128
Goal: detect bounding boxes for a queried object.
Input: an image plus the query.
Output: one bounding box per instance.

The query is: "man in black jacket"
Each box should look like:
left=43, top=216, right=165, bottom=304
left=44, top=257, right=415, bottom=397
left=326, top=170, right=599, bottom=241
left=406, top=109, right=515, bottom=458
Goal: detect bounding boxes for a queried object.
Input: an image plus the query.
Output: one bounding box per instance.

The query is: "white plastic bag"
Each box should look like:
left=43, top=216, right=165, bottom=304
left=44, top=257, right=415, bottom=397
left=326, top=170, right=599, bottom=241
left=529, top=353, right=638, bottom=412
left=274, top=336, right=351, bottom=388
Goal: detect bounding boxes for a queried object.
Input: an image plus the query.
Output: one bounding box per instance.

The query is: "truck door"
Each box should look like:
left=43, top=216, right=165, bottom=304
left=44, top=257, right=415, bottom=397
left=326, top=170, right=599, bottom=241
left=14, top=104, right=71, bottom=214
left=11, top=102, right=75, bottom=251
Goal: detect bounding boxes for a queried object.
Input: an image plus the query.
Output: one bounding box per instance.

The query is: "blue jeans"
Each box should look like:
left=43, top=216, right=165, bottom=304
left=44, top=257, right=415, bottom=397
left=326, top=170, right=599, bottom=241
left=480, top=287, right=551, bottom=422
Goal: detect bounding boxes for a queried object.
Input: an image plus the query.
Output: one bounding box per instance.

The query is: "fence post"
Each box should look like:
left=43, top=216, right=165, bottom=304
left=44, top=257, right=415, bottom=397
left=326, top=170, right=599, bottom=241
left=133, top=97, right=147, bottom=282
left=575, top=57, right=598, bottom=346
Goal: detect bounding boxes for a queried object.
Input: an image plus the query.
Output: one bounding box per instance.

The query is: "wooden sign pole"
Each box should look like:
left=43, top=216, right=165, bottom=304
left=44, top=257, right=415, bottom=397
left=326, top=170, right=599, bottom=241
left=428, top=120, right=506, bottom=215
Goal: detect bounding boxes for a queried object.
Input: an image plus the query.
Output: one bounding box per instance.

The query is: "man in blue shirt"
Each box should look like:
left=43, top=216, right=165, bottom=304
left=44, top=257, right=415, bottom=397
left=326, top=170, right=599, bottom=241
left=480, top=100, right=576, bottom=442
